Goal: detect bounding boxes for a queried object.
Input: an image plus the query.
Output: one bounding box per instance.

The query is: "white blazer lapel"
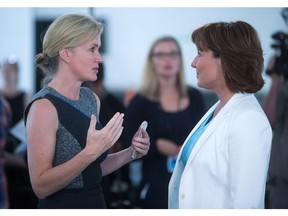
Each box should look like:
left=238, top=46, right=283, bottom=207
left=174, top=102, right=218, bottom=169
left=169, top=103, right=219, bottom=208
left=185, top=103, right=224, bottom=166
left=183, top=93, right=245, bottom=167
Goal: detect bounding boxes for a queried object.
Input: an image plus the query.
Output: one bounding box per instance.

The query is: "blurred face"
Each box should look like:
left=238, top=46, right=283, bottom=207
left=2, top=63, right=17, bottom=85
left=151, top=41, right=181, bottom=79
left=191, top=49, right=224, bottom=91
left=68, top=36, right=103, bottom=82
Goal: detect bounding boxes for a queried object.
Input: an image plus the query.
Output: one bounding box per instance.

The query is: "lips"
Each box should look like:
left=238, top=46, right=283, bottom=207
left=164, top=65, right=172, bottom=70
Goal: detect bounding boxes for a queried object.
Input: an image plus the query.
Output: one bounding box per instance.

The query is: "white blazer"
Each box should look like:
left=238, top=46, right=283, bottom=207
left=168, top=93, right=272, bottom=209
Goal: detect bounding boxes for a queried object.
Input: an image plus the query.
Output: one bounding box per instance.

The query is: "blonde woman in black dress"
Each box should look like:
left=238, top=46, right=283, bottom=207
left=25, top=13, right=150, bottom=209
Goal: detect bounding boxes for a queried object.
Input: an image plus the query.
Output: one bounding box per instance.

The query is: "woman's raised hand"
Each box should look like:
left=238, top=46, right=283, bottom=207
left=84, top=112, right=124, bottom=160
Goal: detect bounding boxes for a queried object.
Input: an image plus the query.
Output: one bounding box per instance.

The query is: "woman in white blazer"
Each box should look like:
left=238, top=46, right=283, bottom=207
left=168, top=21, right=272, bottom=209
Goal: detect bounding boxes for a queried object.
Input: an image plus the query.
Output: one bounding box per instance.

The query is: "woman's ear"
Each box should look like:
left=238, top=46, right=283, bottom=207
left=59, top=48, right=71, bottom=64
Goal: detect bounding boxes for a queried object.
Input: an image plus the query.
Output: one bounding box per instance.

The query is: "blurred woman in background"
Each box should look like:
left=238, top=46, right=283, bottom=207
left=123, top=36, right=205, bottom=208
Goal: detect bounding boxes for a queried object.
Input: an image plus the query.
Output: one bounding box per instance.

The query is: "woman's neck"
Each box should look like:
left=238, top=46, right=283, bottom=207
left=48, top=76, right=82, bottom=101
left=213, top=89, right=235, bottom=117
left=157, top=76, right=188, bottom=112
left=158, top=76, right=178, bottom=94
left=3, top=83, right=19, bottom=96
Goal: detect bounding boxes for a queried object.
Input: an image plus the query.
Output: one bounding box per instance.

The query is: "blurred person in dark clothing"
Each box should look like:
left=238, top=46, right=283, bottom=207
left=122, top=36, right=205, bottom=208
left=88, top=63, right=131, bottom=208
left=263, top=49, right=288, bottom=209
left=89, top=63, right=126, bottom=128
left=262, top=8, right=288, bottom=209
left=1, top=56, right=30, bottom=153
left=1, top=56, right=37, bottom=208
left=0, top=95, right=11, bottom=208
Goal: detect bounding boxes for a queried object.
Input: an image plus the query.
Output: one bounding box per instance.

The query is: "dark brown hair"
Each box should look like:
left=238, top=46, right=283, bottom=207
left=192, top=21, right=264, bottom=93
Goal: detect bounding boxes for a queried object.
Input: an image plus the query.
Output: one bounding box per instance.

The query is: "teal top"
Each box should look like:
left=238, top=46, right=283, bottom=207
left=181, top=110, right=215, bottom=166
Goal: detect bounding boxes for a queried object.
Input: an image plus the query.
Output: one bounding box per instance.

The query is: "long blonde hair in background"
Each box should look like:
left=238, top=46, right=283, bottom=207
left=139, top=36, right=188, bottom=101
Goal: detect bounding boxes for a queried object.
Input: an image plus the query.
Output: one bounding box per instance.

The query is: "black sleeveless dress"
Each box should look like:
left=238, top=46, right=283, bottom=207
left=24, top=86, right=108, bottom=209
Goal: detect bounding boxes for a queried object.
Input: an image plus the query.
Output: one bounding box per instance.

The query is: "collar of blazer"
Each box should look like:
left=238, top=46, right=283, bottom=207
left=178, top=92, right=253, bottom=167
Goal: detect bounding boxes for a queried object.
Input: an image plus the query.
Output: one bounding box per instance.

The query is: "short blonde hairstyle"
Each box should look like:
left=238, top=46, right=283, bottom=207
left=139, top=36, right=187, bottom=101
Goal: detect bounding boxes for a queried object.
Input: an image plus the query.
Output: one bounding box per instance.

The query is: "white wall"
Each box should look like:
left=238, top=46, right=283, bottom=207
left=0, top=8, right=34, bottom=95
left=94, top=7, right=286, bottom=94
left=1, top=7, right=286, bottom=95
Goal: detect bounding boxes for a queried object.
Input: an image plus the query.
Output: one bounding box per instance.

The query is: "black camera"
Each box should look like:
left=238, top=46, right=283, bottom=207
left=267, top=8, right=288, bottom=80
left=267, top=31, right=288, bottom=80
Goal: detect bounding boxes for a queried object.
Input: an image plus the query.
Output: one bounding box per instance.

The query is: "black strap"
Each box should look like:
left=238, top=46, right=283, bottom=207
left=25, top=93, right=106, bottom=188
left=44, top=94, right=102, bottom=149
left=43, top=94, right=108, bottom=187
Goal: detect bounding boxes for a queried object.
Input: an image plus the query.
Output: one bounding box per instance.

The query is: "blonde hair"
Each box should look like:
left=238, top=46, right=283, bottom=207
left=35, top=13, right=103, bottom=85
left=139, top=36, right=187, bottom=101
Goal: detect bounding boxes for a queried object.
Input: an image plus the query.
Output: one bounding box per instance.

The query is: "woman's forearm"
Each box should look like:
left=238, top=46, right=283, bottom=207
left=101, top=147, right=134, bottom=176
left=30, top=149, right=97, bottom=199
